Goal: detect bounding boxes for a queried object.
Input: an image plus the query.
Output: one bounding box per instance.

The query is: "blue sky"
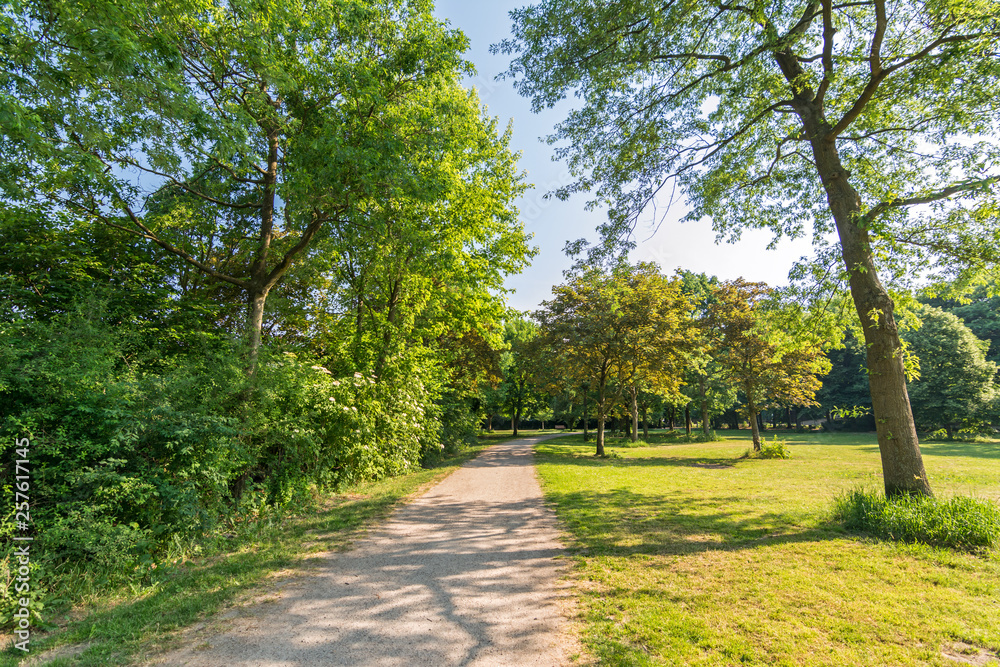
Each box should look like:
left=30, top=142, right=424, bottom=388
left=433, top=1, right=816, bottom=313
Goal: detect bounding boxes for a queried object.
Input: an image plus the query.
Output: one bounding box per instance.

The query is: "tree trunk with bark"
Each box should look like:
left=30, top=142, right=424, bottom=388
left=771, top=45, right=933, bottom=497
left=749, top=402, right=762, bottom=451
left=513, top=387, right=523, bottom=437
left=700, top=377, right=710, bottom=437
left=595, top=382, right=607, bottom=456
left=813, top=133, right=931, bottom=496
left=630, top=386, right=639, bottom=443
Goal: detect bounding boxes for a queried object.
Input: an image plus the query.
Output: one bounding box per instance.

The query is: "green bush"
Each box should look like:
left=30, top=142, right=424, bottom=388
left=744, top=437, right=791, bottom=459
left=833, top=488, right=1000, bottom=552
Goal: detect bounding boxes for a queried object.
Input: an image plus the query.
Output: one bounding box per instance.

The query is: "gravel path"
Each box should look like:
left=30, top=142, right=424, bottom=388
left=150, top=435, right=577, bottom=666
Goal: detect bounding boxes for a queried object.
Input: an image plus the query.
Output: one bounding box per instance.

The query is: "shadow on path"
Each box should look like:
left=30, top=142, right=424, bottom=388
left=150, top=435, right=574, bottom=667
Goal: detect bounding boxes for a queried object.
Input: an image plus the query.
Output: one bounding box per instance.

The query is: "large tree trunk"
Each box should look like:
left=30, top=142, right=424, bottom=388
left=809, top=131, right=932, bottom=497
left=684, top=404, right=692, bottom=436
left=770, top=43, right=932, bottom=497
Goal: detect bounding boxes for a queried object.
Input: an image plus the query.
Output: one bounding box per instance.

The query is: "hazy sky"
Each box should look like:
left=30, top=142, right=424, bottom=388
left=433, top=1, right=816, bottom=313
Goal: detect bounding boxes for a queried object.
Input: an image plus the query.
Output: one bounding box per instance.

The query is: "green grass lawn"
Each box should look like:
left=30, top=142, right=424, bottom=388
left=1, top=443, right=491, bottom=666
left=536, top=430, right=1000, bottom=666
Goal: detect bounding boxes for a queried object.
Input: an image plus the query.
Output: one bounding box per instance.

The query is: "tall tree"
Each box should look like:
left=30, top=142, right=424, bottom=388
left=617, top=266, right=693, bottom=442
left=1, top=0, right=475, bottom=370
left=498, top=0, right=1000, bottom=495
left=498, top=317, right=547, bottom=436
left=678, top=271, right=738, bottom=437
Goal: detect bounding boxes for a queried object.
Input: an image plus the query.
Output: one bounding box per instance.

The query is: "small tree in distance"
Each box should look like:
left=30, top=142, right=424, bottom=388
left=535, top=262, right=692, bottom=455
left=708, top=280, right=831, bottom=451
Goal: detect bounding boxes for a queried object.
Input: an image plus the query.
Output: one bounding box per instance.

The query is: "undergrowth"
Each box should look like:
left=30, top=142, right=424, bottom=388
left=743, top=436, right=792, bottom=459
left=833, top=488, right=1000, bottom=552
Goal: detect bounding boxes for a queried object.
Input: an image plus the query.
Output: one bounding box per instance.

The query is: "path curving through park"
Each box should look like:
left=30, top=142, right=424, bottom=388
left=150, top=434, right=577, bottom=666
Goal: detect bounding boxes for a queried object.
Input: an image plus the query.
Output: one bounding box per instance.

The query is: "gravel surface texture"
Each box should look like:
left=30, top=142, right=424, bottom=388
left=150, top=435, right=577, bottom=666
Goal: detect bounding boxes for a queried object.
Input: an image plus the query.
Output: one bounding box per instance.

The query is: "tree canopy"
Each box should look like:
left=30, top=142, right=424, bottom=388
left=534, top=262, right=693, bottom=454
left=903, top=305, right=997, bottom=436
left=2, top=0, right=530, bottom=369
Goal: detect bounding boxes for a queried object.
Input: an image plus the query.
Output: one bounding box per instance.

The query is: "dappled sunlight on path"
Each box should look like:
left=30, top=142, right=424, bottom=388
left=149, top=436, right=576, bottom=666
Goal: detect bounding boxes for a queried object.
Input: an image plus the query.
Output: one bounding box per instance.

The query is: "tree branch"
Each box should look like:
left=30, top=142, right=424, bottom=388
left=862, top=176, right=1000, bottom=226
left=815, top=0, right=836, bottom=104
left=91, top=202, right=251, bottom=290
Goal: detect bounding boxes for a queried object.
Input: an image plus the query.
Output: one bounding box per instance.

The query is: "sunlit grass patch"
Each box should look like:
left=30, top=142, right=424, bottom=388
left=537, top=431, right=1000, bottom=666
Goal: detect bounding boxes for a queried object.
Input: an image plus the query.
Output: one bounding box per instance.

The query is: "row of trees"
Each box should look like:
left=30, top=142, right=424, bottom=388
left=484, top=267, right=1000, bottom=455
left=484, top=263, right=832, bottom=455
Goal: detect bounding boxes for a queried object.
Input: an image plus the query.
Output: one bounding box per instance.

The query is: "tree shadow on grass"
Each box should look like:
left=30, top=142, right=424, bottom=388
left=547, top=487, right=843, bottom=558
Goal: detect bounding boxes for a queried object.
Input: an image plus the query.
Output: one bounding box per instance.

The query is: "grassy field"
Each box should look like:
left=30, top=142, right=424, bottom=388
left=1, top=443, right=492, bottom=666
left=535, top=430, right=1000, bottom=666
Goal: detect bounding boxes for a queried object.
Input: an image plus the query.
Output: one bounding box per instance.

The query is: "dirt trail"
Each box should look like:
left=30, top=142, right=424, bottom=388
left=149, top=435, right=577, bottom=666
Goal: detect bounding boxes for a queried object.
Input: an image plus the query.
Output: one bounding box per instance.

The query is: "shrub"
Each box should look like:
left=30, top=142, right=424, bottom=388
left=744, top=437, right=791, bottom=459
left=832, top=488, right=1000, bottom=552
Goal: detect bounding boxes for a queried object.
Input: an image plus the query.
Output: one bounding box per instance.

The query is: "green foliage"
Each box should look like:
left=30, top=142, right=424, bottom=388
left=902, top=305, right=997, bottom=434
left=498, top=0, right=1000, bottom=281
left=708, top=279, right=831, bottom=450
left=0, top=0, right=533, bottom=639
left=922, top=281, right=1000, bottom=366
left=834, top=489, right=1000, bottom=553
left=0, top=306, right=437, bottom=564
left=816, top=334, right=873, bottom=416
left=534, top=262, right=694, bottom=454
left=743, top=437, right=792, bottom=459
